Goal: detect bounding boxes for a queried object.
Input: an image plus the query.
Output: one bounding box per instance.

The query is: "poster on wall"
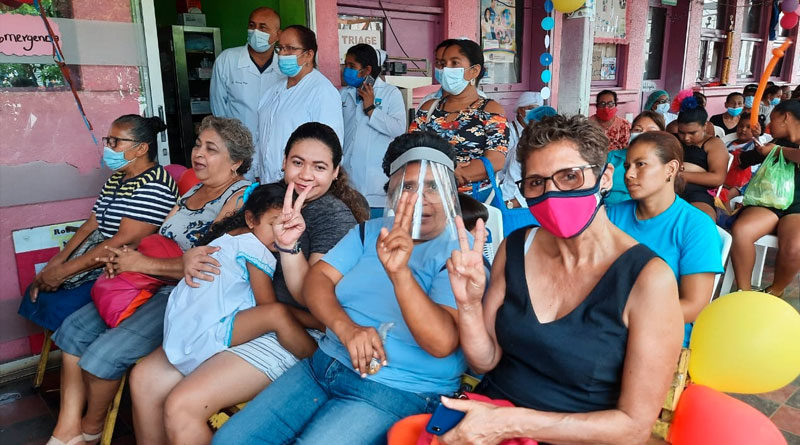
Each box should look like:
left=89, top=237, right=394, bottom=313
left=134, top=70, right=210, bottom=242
left=480, top=0, right=518, bottom=84
left=601, top=57, right=616, bottom=80
left=337, top=15, right=384, bottom=64
left=12, top=220, right=85, bottom=295
left=595, top=0, right=627, bottom=41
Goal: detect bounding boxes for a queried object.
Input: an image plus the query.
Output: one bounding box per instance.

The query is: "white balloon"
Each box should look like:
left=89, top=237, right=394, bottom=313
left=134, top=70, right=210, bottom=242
left=541, top=86, right=551, bottom=99
left=545, top=35, right=550, bottom=48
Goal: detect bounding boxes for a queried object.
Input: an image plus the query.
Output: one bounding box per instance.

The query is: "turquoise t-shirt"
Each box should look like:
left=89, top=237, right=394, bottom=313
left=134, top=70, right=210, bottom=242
left=606, top=197, right=724, bottom=281
left=606, top=149, right=632, bottom=205
left=318, top=217, right=468, bottom=394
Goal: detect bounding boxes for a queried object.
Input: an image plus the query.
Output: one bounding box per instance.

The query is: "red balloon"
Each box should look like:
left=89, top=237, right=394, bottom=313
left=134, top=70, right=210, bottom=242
left=781, top=12, right=799, bottom=29
left=668, top=384, right=785, bottom=445
left=177, top=168, right=200, bottom=196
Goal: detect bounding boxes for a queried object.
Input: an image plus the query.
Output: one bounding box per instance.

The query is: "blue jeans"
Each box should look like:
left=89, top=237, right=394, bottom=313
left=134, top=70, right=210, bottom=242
left=212, top=350, right=440, bottom=445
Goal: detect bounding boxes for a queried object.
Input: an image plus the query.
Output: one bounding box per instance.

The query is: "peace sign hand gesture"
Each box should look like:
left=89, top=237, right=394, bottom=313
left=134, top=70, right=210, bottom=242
left=273, top=183, right=310, bottom=250
left=377, top=192, right=417, bottom=277
left=446, top=216, right=487, bottom=308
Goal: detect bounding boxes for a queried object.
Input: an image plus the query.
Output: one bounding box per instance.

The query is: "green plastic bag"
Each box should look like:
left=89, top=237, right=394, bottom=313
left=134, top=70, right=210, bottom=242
left=743, top=146, right=796, bottom=210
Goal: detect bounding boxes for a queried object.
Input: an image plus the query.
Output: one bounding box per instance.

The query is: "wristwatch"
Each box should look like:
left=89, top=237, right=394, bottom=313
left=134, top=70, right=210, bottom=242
left=273, top=241, right=302, bottom=255
left=363, top=104, right=376, bottom=114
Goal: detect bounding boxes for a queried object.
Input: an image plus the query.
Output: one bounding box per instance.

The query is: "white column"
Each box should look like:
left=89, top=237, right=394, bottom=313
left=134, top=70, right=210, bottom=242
left=556, top=11, right=594, bottom=116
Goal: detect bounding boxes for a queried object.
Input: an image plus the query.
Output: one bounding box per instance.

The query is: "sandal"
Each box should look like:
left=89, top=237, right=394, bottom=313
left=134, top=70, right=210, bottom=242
left=46, top=435, right=84, bottom=445
left=82, top=431, right=102, bottom=445
left=764, top=286, right=784, bottom=298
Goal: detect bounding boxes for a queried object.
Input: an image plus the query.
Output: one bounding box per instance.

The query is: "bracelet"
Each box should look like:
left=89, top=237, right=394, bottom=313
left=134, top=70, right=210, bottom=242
left=363, top=104, right=376, bottom=114
left=273, top=241, right=302, bottom=255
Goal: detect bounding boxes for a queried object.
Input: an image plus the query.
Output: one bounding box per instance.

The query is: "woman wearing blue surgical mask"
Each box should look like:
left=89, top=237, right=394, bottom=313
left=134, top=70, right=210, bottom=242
left=709, top=92, right=744, bottom=135
left=441, top=114, right=683, bottom=445
left=252, top=25, right=344, bottom=184
left=340, top=44, right=407, bottom=216
left=19, top=115, right=178, bottom=336
left=410, top=39, right=509, bottom=203
left=644, top=90, right=677, bottom=126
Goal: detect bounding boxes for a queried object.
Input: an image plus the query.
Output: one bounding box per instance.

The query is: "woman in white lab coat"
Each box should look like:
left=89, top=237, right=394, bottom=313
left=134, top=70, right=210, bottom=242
left=252, top=25, right=344, bottom=183
left=340, top=44, right=407, bottom=215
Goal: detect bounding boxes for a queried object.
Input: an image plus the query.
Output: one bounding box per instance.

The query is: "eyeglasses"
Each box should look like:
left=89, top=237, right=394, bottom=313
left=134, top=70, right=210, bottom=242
left=401, top=181, right=442, bottom=201
left=597, top=101, right=616, bottom=108
left=102, top=136, right=140, bottom=149
left=516, top=164, right=598, bottom=198
left=274, top=45, right=306, bottom=55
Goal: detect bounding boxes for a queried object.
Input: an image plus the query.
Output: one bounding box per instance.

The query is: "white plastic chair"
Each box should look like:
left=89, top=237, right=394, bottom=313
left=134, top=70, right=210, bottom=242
left=714, top=152, right=734, bottom=198
left=720, top=233, right=779, bottom=294
left=713, top=226, right=732, bottom=300
left=481, top=202, right=504, bottom=262
left=713, top=125, right=726, bottom=139
left=721, top=132, right=739, bottom=146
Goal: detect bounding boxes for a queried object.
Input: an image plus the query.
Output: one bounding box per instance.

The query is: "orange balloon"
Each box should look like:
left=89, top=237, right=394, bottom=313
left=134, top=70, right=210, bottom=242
left=751, top=39, right=793, bottom=129
left=387, top=414, right=439, bottom=445
left=668, top=384, right=785, bottom=445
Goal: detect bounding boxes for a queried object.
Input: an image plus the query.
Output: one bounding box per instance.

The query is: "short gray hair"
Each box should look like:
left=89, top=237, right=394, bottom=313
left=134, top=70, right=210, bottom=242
left=198, top=116, right=254, bottom=175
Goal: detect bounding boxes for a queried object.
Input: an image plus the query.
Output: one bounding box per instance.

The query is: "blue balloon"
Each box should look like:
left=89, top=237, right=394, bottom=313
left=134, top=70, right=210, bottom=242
left=540, top=53, right=553, bottom=66
left=541, top=69, right=552, bottom=83
left=541, top=16, right=555, bottom=31
left=544, top=0, right=554, bottom=13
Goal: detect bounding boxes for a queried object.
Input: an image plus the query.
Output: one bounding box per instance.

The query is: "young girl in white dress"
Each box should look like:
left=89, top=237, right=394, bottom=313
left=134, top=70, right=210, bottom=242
left=162, top=183, right=318, bottom=375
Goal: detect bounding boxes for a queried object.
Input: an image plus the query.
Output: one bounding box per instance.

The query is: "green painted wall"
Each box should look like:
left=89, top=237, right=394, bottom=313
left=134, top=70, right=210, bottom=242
left=154, top=0, right=308, bottom=50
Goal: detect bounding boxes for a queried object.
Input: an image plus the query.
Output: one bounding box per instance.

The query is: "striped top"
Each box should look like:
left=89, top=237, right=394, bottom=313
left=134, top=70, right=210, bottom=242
left=92, top=166, right=179, bottom=239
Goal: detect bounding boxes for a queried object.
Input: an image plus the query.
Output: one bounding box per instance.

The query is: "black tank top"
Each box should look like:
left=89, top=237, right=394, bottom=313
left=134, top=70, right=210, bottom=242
left=477, top=228, right=658, bottom=413
left=683, top=138, right=712, bottom=171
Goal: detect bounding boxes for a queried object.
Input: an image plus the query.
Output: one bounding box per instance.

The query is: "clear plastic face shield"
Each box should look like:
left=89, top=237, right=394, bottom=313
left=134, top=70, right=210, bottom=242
left=384, top=147, right=461, bottom=241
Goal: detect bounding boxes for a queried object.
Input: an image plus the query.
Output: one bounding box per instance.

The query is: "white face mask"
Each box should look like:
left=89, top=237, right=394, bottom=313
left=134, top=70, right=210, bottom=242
left=247, top=29, right=271, bottom=53
left=655, top=103, right=670, bottom=114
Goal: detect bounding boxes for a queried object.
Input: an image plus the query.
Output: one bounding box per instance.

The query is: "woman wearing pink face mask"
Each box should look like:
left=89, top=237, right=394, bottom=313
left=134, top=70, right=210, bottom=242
left=589, top=90, right=631, bottom=151
left=441, top=114, right=682, bottom=445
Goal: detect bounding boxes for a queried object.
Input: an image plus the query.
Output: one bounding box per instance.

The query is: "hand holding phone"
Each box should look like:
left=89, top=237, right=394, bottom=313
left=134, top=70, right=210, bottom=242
left=426, top=402, right=466, bottom=436
left=362, top=75, right=375, bottom=89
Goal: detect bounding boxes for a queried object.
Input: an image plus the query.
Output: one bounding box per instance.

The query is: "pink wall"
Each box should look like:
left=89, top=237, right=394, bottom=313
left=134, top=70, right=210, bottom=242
left=0, top=1, right=143, bottom=363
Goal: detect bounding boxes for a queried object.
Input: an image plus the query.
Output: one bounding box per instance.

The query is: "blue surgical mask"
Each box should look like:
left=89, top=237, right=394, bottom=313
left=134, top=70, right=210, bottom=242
left=101, top=145, right=135, bottom=170
left=744, top=96, right=755, bottom=108
left=278, top=54, right=303, bottom=77
left=771, top=98, right=780, bottom=106
left=440, top=67, right=469, bottom=95
left=247, top=29, right=271, bottom=53
left=727, top=107, right=743, bottom=117
left=343, top=67, right=364, bottom=88
left=655, top=103, right=670, bottom=114
left=434, top=67, right=443, bottom=84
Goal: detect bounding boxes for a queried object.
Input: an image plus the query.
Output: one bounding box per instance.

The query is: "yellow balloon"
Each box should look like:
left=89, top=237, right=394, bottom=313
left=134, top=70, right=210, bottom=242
left=553, top=0, right=586, bottom=13
left=689, top=291, right=800, bottom=394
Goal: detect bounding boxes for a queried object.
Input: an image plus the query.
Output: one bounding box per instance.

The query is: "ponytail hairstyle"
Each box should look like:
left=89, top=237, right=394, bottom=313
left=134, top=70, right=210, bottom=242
left=112, top=114, right=167, bottom=161
left=283, top=122, right=369, bottom=223
left=197, top=183, right=286, bottom=246
left=629, top=131, right=685, bottom=194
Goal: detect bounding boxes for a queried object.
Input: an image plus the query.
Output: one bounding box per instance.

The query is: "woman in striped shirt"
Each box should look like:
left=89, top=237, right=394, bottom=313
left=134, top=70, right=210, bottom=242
left=18, top=115, right=178, bottom=332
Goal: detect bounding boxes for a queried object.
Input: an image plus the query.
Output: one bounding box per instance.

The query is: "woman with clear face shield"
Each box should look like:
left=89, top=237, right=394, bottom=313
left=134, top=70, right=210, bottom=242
left=212, top=132, right=485, bottom=445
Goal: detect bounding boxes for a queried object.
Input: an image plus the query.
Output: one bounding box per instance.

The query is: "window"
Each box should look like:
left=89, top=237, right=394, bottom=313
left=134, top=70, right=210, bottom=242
left=591, top=43, right=619, bottom=85
left=643, top=6, right=666, bottom=81
left=737, top=3, right=766, bottom=80
left=0, top=0, right=76, bottom=90
left=697, top=0, right=729, bottom=83
left=771, top=12, right=794, bottom=80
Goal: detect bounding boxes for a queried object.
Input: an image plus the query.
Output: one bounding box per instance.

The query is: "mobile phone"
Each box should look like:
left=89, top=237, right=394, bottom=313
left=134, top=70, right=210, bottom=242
left=362, top=75, right=375, bottom=88
left=425, top=403, right=466, bottom=436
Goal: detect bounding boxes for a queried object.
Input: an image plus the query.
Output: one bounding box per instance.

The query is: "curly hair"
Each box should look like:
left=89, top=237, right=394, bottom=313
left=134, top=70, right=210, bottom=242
left=516, top=114, right=608, bottom=177
left=198, top=115, right=254, bottom=175
left=197, top=183, right=285, bottom=246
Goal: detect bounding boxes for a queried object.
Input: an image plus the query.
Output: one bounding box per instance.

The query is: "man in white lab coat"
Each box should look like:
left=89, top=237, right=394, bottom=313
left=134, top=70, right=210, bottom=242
left=210, top=7, right=284, bottom=140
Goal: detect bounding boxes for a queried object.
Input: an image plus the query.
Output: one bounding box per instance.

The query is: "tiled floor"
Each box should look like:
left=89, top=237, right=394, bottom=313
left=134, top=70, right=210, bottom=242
left=1, top=253, right=798, bottom=444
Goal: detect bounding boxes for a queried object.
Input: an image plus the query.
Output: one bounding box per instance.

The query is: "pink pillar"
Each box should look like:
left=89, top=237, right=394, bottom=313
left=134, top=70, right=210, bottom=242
left=443, top=0, right=479, bottom=41
left=313, top=0, right=342, bottom=86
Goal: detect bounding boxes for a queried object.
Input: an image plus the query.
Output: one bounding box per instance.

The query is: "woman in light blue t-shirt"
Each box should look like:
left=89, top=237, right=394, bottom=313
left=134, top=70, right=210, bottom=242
left=607, top=131, right=723, bottom=331
left=213, top=132, right=477, bottom=445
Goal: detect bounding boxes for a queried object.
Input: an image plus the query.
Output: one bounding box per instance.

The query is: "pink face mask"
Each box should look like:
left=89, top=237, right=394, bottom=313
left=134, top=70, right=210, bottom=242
left=525, top=176, right=605, bottom=239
